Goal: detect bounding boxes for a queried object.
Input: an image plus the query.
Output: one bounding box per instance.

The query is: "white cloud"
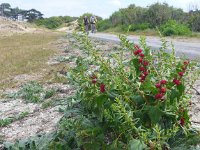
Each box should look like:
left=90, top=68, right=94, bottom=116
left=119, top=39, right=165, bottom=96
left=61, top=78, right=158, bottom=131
left=109, top=0, right=122, bottom=6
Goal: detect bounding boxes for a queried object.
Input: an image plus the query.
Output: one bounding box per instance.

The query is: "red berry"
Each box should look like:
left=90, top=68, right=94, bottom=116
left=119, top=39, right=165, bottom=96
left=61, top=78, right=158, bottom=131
left=92, top=79, right=97, bottom=84
left=139, top=53, right=145, bottom=58
left=100, top=84, right=106, bottom=93
left=134, top=50, right=138, bottom=55
left=137, top=49, right=142, bottom=54
left=139, top=66, right=145, bottom=72
left=134, top=49, right=142, bottom=55
left=140, top=75, right=146, bottom=80
left=155, top=83, right=161, bottom=88
left=155, top=93, right=163, bottom=99
left=160, top=80, right=167, bottom=85
left=160, top=87, right=167, bottom=93
left=178, top=72, right=184, bottom=77
left=143, top=71, right=149, bottom=76
left=138, top=58, right=143, bottom=63
left=142, top=61, right=149, bottom=66
left=173, top=79, right=181, bottom=85
left=180, top=118, right=185, bottom=126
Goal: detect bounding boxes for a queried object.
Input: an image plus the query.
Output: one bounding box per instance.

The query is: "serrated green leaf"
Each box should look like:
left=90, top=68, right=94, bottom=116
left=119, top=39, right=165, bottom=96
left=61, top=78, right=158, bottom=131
left=128, top=139, right=147, bottom=150
left=147, top=106, right=163, bottom=124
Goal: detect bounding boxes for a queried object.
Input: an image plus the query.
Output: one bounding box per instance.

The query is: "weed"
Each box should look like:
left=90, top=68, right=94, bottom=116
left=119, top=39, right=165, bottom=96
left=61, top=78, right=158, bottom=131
left=19, top=81, right=43, bottom=103
left=0, top=112, right=29, bottom=127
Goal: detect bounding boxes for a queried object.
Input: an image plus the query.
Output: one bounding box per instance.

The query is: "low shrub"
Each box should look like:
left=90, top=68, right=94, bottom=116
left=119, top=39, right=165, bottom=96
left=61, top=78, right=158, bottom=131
left=35, top=16, right=76, bottom=29
left=130, top=23, right=150, bottom=31
left=55, top=32, right=199, bottom=149
left=97, top=19, right=112, bottom=31
left=160, top=20, right=192, bottom=36
left=4, top=33, right=200, bottom=150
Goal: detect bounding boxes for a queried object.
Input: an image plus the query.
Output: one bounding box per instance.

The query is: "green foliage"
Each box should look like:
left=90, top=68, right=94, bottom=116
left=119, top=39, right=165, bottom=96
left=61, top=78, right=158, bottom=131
left=19, top=81, right=44, bottom=103
left=35, top=17, right=62, bottom=29
left=146, top=3, right=172, bottom=27
left=62, top=32, right=199, bottom=149
left=160, top=20, right=191, bottom=36
left=5, top=81, right=57, bottom=104
left=35, top=16, right=77, bottom=29
left=97, top=2, right=199, bottom=34
left=44, top=89, right=56, bottom=99
left=4, top=133, right=56, bottom=150
left=97, top=19, right=112, bottom=31
left=0, top=112, right=29, bottom=127
left=4, top=33, right=200, bottom=149
left=188, top=11, right=200, bottom=32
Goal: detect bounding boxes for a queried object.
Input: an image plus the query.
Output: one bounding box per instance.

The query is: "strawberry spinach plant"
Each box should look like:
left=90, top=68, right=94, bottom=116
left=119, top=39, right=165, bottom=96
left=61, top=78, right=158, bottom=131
left=64, top=31, right=200, bottom=150
left=4, top=33, right=200, bottom=150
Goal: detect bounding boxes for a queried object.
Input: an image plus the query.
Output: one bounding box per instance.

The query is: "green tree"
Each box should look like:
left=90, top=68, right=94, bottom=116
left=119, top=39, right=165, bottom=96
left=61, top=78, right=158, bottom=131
left=145, top=3, right=172, bottom=27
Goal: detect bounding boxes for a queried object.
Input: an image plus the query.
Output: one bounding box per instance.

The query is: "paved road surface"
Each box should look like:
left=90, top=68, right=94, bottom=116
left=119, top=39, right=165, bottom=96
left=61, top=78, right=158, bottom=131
left=88, top=32, right=200, bottom=60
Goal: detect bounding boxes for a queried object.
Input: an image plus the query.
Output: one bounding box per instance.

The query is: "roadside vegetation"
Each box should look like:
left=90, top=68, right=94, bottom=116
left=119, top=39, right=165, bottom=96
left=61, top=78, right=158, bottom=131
left=34, top=16, right=78, bottom=29
left=96, top=3, right=200, bottom=37
left=4, top=30, right=200, bottom=149
left=1, top=2, right=200, bottom=150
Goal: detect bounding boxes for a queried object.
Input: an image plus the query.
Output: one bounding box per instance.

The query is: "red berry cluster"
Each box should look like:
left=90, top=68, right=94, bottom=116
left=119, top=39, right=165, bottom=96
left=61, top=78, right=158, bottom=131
left=155, top=80, right=167, bottom=100
left=133, top=44, right=149, bottom=82
left=100, top=84, right=106, bottom=93
left=91, top=75, right=97, bottom=84
left=173, top=60, right=189, bottom=86
left=91, top=75, right=106, bottom=93
left=179, top=117, right=185, bottom=126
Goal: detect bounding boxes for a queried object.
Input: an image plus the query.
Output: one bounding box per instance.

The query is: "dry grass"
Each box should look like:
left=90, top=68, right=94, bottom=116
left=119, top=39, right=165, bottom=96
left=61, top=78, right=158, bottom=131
left=0, top=32, right=61, bottom=89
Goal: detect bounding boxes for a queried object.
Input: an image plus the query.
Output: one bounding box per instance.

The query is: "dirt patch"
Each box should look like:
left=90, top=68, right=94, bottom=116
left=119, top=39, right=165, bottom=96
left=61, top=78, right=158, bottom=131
left=1, top=106, right=62, bottom=142
left=0, top=17, right=45, bottom=37
left=57, top=20, right=79, bottom=32
left=0, top=82, right=75, bottom=143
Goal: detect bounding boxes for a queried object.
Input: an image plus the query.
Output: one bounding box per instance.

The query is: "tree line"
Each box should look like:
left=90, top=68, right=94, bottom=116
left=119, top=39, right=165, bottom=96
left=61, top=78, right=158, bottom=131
left=2, top=2, right=200, bottom=35
left=97, top=3, right=200, bottom=35
left=0, top=3, right=43, bottom=22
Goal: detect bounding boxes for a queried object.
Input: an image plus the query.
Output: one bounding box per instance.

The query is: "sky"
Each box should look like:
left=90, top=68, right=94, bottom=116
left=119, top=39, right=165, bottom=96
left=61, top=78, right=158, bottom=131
left=0, top=0, right=200, bottom=18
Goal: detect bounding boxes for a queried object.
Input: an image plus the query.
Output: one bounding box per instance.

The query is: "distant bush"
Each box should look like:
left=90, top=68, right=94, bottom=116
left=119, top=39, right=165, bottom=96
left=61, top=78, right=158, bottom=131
left=160, top=20, right=191, bottom=36
left=35, top=16, right=77, bottom=29
left=110, top=23, right=150, bottom=32
left=128, top=23, right=150, bottom=31
left=97, top=19, right=112, bottom=31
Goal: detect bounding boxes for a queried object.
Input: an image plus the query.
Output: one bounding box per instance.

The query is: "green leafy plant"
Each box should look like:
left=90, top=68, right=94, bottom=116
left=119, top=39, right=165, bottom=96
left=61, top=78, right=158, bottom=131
left=44, top=88, right=56, bottom=99
left=160, top=20, right=191, bottom=36
left=18, top=81, right=44, bottom=103
left=3, top=33, right=200, bottom=150
left=6, top=82, right=57, bottom=103
left=0, top=112, right=29, bottom=127
left=4, top=133, right=56, bottom=150
left=64, top=31, right=199, bottom=149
